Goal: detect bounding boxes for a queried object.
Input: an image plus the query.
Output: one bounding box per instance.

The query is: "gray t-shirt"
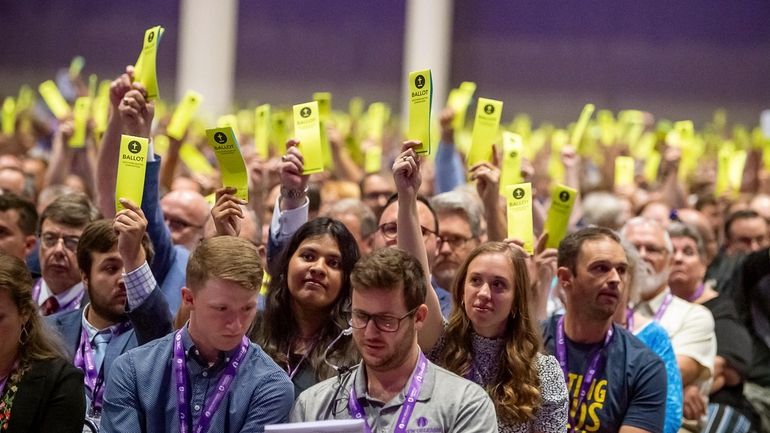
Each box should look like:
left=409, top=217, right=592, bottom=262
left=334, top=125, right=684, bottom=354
left=290, top=358, right=497, bottom=433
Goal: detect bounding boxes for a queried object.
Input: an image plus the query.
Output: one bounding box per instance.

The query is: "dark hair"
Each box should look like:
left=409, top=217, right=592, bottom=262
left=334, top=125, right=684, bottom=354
left=38, top=193, right=100, bottom=233
left=77, top=220, right=154, bottom=277
left=383, top=193, right=439, bottom=233
left=558, top=226, right=621, bottom=273
left=694, top=195, right=718, bottom=211
left=0, top=192, right=38, bottom=235
left=255, top=217, right=360, bottom=380
left=351, top=247, right=427, bottom=310
left=724, top=210, right=764, bottom=240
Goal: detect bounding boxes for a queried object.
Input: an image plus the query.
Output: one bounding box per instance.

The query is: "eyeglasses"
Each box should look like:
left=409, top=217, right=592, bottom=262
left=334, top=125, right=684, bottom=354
left=350, top=307, right=419, bottom=332
left=40, top=232, right=80, bottom=252
left=437, top=234, right=475, bottom=249
left=377, top=222, right=436, bottom=241
left=363, top=191, right=392, bottom=202
left=165, top=216, right=204, bottom=232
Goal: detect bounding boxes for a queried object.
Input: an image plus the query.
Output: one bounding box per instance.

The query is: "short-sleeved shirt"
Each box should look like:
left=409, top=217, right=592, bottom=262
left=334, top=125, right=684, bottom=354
left=636, top=288, right=717, bottom=380
left=542, top=315, right=667, bottom=433
left=290, top=359, right=498, bottom=433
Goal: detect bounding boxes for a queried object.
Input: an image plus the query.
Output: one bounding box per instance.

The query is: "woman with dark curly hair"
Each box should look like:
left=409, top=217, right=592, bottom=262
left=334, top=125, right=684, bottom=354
left=0, top=253, right=85, bottom=432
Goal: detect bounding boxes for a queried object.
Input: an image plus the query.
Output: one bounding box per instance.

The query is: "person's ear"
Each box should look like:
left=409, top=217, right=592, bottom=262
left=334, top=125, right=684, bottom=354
left=23, top=235, right=36, bottom=257
left=413, top=304, right=428, bottom=331
left=181, top=287, right=195, bottom=308
left=80, top=270, right=89, bottom=287
left=556, top=267, right=573, bottom=292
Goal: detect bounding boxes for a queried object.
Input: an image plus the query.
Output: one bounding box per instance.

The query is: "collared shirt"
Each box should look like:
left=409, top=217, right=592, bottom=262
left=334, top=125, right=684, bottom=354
left=270, top=194, right=309, bottom=245
left=123, top=261, right=155, bottom=310
left=636, top=287, right=717, bottom=377
left=290, top=358, right=498, bottom=433
left=37, top=279, right=85, bottom=313
left=101, top=325, right=294, bottom=433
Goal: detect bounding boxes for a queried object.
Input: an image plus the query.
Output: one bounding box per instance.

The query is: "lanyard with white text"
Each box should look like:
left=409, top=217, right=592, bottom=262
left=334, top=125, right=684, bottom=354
left=348, top=352, right=428, bottom=433
left=555, top=316, right=613, bottom=433
left=173, top=330, right=249, bottom=433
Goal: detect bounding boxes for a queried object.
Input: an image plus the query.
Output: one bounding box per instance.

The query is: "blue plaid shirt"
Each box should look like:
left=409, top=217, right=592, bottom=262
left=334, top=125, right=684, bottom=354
left=101, top=326, right=294, bottom=433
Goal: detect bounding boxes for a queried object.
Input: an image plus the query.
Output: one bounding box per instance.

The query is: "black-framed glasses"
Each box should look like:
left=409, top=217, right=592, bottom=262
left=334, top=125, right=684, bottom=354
left=350, top=307, right=419, bottom=332
left=39, top=232, right=80, bottom=252
left=165, top=216, right=203, bottom=232
left=377, top=222, right=435, bottom=241
left=437, top=234, right=475, bottom=249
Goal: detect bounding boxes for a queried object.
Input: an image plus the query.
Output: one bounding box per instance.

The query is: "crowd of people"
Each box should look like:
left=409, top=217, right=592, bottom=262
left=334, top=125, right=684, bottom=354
left=0, top=60, right=768, bottom=433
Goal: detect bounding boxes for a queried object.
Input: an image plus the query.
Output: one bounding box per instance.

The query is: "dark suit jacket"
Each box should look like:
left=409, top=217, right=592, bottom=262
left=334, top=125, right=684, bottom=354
left=47, top=288, right=173, bottom=381
left=6, top=357, right=86, bottom=433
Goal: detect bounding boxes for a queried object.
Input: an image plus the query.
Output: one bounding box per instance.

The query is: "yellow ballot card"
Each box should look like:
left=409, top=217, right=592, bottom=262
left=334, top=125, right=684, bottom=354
left=16, top=85, right=34, bottom=113
left=614, top=156, right=635, bottom=188
left=468, top=98, right=503, bottom=168
left=206, top=127, right=249, bottom=201
left=543, top=184, right=577, bottom=249
left=597, top=109, right=616, bottom=146
left=448, top=81, right=476, bottom=132
left=367, top=102, right=386, bottom=143
left=505, top=183, right=534, bottom=254
left=570, top=103, right=595, bottom=147
left=179, top=143, right=216, bottom=176
left=166, top=91, right=202, bottom=140
left=500, top=131, right=523, bottom=192
left=255, top=104, right=271, bottom=159
left=69, top=97, right=91, bottom=148
left=728, top=150, right=747, bottom=195
left=134, top=25, right=164, bottom=100
left=154, top=134, right=170, bottom=156
left=271, top=111, right=288, bottom=155
left=217, top=114, right=239, bottom=136
left=349, top=97, right=364, bottom=120
left=293, top=101, right=324, bottom=174
left=364, top=146, right=383, bottom=174
left=644, top=151, right=662, bottom=184
left=407, top=69, right=432, bottom=154
left=313, top=92, right=333, bottom=170
left=38, top=80, right=71, bottom=119
left=116, top=135, right=148, bottom=212
left=2, top=97, right=15, bottom=135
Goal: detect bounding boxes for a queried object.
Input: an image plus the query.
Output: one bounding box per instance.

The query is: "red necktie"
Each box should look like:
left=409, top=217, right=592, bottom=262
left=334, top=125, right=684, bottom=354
left=41, top=296, right=60, bottom=316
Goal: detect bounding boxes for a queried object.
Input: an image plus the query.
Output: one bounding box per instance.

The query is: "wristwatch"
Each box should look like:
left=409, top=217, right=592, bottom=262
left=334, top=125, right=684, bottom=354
left=280, top=186, right=308, bottom=200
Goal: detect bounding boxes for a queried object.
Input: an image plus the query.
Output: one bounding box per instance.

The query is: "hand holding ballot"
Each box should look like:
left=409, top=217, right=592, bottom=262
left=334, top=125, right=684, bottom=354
left=279, top=139, right=309, bottom=210
left=212, top=186, right=246, bottom=237
left=118, top=83, right=153, bottom=138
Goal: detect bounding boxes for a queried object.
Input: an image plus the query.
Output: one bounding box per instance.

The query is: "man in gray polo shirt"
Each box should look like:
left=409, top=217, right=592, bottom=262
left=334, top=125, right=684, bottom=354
left=290, top=247, right=496, bottom=433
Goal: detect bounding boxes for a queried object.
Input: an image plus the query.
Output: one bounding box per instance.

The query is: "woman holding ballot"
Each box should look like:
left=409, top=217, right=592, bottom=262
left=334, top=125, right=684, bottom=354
left=393, top=140, right=568, bottom=432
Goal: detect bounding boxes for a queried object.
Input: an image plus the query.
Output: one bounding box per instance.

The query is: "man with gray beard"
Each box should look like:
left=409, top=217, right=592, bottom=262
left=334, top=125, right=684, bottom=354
left=622, top=217, right=717, bottom=430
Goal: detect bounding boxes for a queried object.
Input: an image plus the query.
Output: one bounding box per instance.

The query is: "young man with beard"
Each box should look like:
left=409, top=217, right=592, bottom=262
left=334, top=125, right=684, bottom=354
left=290, top=247, right=497, bottom=432
left=621, top=217, right=717, bottom=428
left=48, top=200, right=173, bottom=426
left=543, top=226, right=667, bottom=433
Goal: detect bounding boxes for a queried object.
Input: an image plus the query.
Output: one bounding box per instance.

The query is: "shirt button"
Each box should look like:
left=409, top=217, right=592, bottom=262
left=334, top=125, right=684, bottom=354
left=194, top=404, right=201, bottom=411
left=202, top=372, right=208, bottom=377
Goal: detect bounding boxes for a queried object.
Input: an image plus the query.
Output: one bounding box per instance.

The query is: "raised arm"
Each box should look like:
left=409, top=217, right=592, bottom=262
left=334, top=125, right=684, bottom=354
left=469, top=149, right=505, bottom=241
left=394, top=140, right=444, bottom=352
left=95, top=66, right=135, bottom=218
left=43, top=120, right=75, bottom=187
left=211, top=186, right=246, bottom=237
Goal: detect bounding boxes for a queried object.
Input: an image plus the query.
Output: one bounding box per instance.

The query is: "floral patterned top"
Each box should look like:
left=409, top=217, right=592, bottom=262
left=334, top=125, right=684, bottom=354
left=427, top=331, right=568, bottom=433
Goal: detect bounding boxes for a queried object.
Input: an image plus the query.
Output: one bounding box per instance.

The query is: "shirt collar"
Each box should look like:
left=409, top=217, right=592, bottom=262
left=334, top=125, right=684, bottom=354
left=40, top=279, right=84, bottom=307
left=639, top=286, right=671, bottom=315
left=180, top=323, right=242, bottom=371
left=352, top=354, right=434, bottom=408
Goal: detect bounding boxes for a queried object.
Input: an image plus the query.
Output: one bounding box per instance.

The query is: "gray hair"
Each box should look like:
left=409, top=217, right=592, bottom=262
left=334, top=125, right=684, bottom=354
left=581, top=192, right=624, bottom=230
left=620, top=238, right=644, bottom=305
left=324, top=198, right=378, bottom=238
left=667, top=221, right=706, bottom=262
left=620, top=216, right=674, bottom=254
left=430, top=189, right=483, bottom=239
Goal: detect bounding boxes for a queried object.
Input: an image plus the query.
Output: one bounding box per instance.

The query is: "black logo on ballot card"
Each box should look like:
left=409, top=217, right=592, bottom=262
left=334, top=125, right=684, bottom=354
left=128, top=140, right=142, bottom=154
left=300, top=107, right=312, bottom=118
left=559, top=191, right=570, bottom=202
left=512, top=188, right=526, bottom=200
left=214, top=132, right=228, bottom=144
left=484, top=104, right=495, bottom=115
left=415, top=75, right=425, bottom=89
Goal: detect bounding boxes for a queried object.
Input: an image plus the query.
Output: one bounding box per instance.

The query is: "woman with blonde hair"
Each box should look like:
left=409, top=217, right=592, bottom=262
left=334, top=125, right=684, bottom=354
left=0, top=253, right=85, bottom=432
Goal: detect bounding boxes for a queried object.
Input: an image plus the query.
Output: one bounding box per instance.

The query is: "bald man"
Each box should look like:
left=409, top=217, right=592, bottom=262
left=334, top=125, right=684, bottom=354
left=160, top=189, right=210, bottom=251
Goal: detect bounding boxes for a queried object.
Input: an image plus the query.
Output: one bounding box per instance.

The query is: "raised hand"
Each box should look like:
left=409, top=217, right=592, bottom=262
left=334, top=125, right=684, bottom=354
left=212, top=186, right=246, bottom=237
left=392, top=140, right=422, bottom=200
left=114, top=198, right=148, bottom=272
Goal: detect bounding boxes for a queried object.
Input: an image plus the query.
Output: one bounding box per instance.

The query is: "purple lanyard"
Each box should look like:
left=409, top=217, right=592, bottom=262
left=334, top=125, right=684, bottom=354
left=173, top=330, right=249, bottom=433
left=653, top=293, right=673, bottom=322
left=687, top=284, right=705, bottom=302
left=32, top=279, right=42, bottom=303
left=73, top=321, right=132, bottom=412
left=348, top=352, right=428, bottom=433
left=555, top=316, right=613, bottom=433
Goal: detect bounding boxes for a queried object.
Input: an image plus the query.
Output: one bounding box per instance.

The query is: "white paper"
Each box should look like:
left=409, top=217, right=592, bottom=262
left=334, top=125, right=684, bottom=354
left=265, top=419, right=365, bottom=433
